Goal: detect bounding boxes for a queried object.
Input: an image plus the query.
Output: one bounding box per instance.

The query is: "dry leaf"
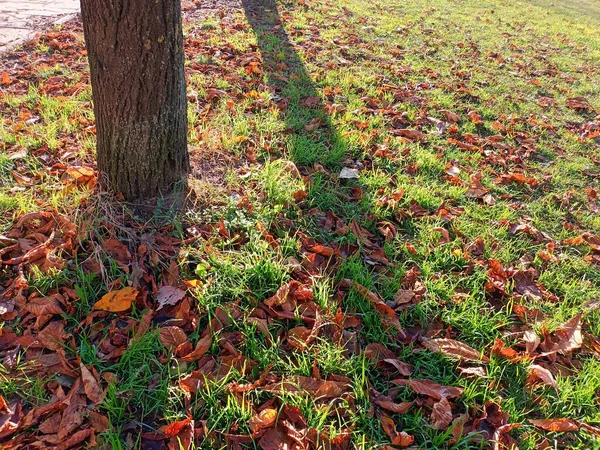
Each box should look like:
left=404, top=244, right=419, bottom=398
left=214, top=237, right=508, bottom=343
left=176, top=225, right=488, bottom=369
left=156, top=286, right=186, bottom=310
left=92, top=287, right=138, bottom=312
left=529, top=418, right=579, bottom=432
left=159, top=326, right=190, bottom=351
left=80, top=363, right=105, bottom=404
left=248, top=408, right=277, bottom=434
left=432, top=397, right=453, bottom=430
left=422, top=338, right=489, bottom=363
left=527, top=365, right=558, bottom=390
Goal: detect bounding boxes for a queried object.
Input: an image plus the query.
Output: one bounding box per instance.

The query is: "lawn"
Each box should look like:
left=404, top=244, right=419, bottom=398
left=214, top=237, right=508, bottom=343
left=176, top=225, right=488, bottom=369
left=1, top=0, right=600, bottom=448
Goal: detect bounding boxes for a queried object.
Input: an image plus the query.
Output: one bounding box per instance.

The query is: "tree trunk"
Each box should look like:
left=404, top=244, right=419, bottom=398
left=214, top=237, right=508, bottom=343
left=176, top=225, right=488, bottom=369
left=80, top=0, right=189, bottom=200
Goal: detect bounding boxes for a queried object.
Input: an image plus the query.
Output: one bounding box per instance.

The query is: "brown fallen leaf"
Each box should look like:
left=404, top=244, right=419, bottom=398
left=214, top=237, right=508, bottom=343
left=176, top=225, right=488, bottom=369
left=422, top=338, right=489, bottom=363
left=541, top=313, right=583, bottom=357
left=264, top=376, right=350, bottom=400
left=180, top=334, right=212, bottom=362
left=529, top=418, right=579, bottom=432
left=379, top=414, right=415, bottom=447
left=159, top=326, right=190, bottom=351
left=248, top=408, right=278, bottom=435
left=0, top=400, right=21, bottom=440
left=80, top=363, right=105, bottom=404
left=405, top=379, right=463, bottom=400
left=347, top=280, right=404, bottom=335
left=374, top=400, right=413, bottom=415
left=527, top=364, right=558, bottom=390
left=92, top=287, right=138, bottom=312
left=156, top=286, right=186, bottom=311
left=432, top=397, right=453, bottom=430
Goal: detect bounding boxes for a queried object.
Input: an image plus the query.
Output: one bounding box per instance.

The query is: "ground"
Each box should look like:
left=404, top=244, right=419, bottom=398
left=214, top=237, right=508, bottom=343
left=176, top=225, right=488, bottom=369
left=1, top=0, right=600, bottom=449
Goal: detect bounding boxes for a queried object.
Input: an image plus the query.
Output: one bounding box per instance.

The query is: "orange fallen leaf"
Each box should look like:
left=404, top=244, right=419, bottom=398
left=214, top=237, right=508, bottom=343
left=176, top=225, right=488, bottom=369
left=161, top=416, right=192, bottom=438
left=92, top=287, right=138, bottom=312
left=1, top=71, right=11, bottom=85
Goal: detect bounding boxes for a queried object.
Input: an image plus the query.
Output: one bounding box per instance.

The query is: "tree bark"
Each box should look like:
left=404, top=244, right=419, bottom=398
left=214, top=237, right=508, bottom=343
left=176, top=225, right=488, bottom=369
left=80, top=0, right=189, bottom=200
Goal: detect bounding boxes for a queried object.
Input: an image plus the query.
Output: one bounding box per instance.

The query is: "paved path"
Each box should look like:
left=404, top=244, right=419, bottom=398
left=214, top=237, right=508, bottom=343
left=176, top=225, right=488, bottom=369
left=0, top=0, right=79, bottom=53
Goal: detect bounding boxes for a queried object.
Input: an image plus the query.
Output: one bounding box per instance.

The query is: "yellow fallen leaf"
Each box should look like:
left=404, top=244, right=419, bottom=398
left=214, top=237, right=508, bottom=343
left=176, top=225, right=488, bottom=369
left=93, top=287, right=138, bottom=312
left=183, top=279, right=202, bottom=289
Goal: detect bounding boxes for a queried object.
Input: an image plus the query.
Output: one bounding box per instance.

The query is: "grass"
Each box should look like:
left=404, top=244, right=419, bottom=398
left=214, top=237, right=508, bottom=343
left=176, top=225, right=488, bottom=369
left=1, top=0, right=600, bottom=448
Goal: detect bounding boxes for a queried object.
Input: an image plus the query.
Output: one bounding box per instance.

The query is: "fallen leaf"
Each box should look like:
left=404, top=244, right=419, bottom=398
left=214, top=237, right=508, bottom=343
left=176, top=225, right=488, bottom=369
left=162, top=416, right=192, bottom=438
left=156, top=286, right=186, bottom=310
left=159, top=326, right=190, bottom=351
left=80, top=363, right=105, bottom=404
left=432, top=397, right=453, bottom=430
left=248, top=408, right=277, bottom=434
left=380, top=414, right=415, bottom=447
left=422, top=338, right=489, bottom=363
left=339, top=167, right=360, bottom=179
left=92, top=287, right=138, bottom=312
left=406, top=379, right=463, bottom=400
left=529, top=418, right=579, bottom=432
left=374, top=400, right=412, bottom=414
left=527, top=364, right=558, bottom=390
left=541, top=313, right=583, bottom=356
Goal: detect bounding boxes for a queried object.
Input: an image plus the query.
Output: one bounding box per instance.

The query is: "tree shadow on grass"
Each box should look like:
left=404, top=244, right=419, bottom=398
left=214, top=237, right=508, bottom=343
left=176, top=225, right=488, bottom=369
left=241, top=0, right=347, bottom=169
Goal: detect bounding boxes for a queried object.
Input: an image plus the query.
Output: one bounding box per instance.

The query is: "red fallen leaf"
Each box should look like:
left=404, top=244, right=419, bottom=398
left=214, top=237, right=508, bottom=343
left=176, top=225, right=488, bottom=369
left=457, top=366, right=487, bottom=378
left=464, top=172, right=491, bottom=200
left=159, top=326, right=190, bottom=351
left=287, top=326, right=315, bottom=350
left=364, top=343, right=395, bottom=362
left=379, top=414, right=414, bottom=447
left=23, top=296, right=65, bottom=317
left=58, top=394, right=86, bottom=439
left=80, top=363, right=105, bottom=404
left=162, top=416, right=192, bottom=438
left=527, top=364, right=558, bottom=390
left=422, top=338, right=489, bottom=363
left=432, top=397, right=453, bottom=430
left=374, top=400, right=412, bottom=414
left=403, top=379, right=463, bottom=400
left=541, top=313, right=583, bottom=357
left=248, top=408, right=277, bottom=434
left=522, top=330, right=541, bottom=355
left=156, top=286, right=186, bottom=311
left=293, top=190, right=308, bottom=201
left=168, top=418, right=193, bottom=450
left=529, top=418, right=579, bottom=432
